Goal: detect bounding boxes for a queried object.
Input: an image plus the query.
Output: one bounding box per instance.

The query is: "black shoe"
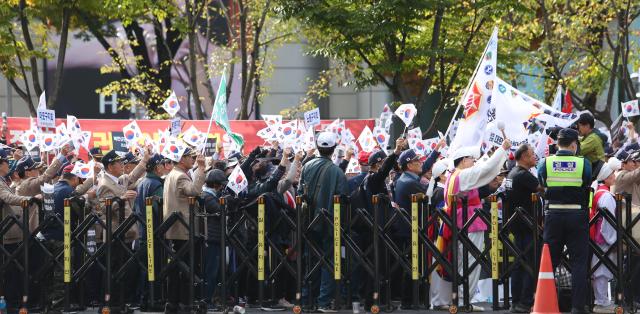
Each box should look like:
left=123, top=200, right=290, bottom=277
left=510, top=304, right=531, bottom=313
left=165, top=302, right=179, bottom=314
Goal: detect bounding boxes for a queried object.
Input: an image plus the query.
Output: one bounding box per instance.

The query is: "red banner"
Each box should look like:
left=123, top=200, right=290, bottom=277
left=7, top=117, right=374, bottom=159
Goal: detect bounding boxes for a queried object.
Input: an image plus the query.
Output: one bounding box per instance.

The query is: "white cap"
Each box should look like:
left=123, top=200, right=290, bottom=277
left=316, top=132, right=337, bottom=148
left=426, top=158, right=450, bottom=201
left=596, top=157, right=622, bottom=182
left=449, top=146, right=481, bottom=162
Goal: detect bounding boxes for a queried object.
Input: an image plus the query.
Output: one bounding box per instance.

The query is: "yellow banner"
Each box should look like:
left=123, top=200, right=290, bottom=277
left=146, top=203, right=155, bottom=281
left=411, top=197, right=419, bottom=280
left=63, top=202, right=71, bottom=283
left=258, top=200, right=265, bottom=281
left=490, top=198, right=499, bottom=280
left=334, top=201, right=341, bottom=280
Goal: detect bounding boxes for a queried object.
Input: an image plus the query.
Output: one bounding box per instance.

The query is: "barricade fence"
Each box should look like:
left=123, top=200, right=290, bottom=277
left=1, top=192, right=639, bottom=313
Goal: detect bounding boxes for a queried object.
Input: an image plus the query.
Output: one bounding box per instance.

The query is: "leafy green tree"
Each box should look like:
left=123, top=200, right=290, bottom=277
left=274, top=0, right=529, bottom=134
left=0, top=0, right=73, bottom=115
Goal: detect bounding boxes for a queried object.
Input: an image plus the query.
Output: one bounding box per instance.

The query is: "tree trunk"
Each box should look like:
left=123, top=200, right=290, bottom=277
left=48, top=5, right=71, bottom=109
left=187, top=0, right=205, bottom=120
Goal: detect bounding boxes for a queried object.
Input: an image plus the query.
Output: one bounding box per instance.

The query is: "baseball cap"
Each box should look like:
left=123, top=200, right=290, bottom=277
left=557, top=128, right=579, bottom=141
left=123, top=152, right=141, bottom=164
left=0, top=148, right=9, bottom=161
left=316, top=132, right=337, bottom=148
left=183, top=147, right=197, bottom=157
left=89, top=147, right=104, bottom=158
left=146, top=154, right=164, bottom=171
left=357, top=151, right=371, bottom=165
left=16, top=156, right=37, bottom=172
left=206, top=169, right=229, bottom=185
left=62, top=164, right=76, bottom=175
left=368, top=150, right=387, bottom=166
left=399, top=149, right=420, bottom=168
left=101, top=150, right=123, bottom=166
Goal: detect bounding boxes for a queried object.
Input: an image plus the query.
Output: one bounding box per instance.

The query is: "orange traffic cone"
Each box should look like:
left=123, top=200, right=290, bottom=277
left=532, top=244, right=560, bottom=314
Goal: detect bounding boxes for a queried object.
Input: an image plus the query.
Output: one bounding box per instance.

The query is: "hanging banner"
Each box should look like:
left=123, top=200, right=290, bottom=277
left=7, top=117, right=374, bottom=160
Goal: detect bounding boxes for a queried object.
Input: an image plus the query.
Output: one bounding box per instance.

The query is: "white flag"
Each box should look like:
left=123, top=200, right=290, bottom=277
left=38, top=91, right=46, bottom=110
left=227, top=165, right=248, bottom=195
left=71, top=160, right=95, bottom=179
left=39, top=132, right=59, bottom=152
left=67, top=115, right=82, bottom=138
left=303, top=127, right=316, bottom=151
left=409, top=138, right=429, bottom=156
left=262, top=114, right=282, bottom=127
left=345, top=157, right=361, bottom=174
left=394, top=104, right=417, bottom=126
left=357, top=126, right=376, bottom=152
left=74, top=130, right=92, bottom=151
left=162, top=91, right=180, bottom=117
left=552, top=85, right=563, bottom=112
left=372, top=126, right=390, bottom=150
left=161, top=137, right=188, bottom=162
left=182, top=125, right=206, bottom=149
left=622, top=100, right=640, bottom=118
left=123, top=120, right=143, bottom=144
left=407, top=127, right=422, bottom=140
left=21, top=130, right=39, bottom=152
left=449, top=27, right=498, bottom=153
left=277, top=120, right=299, bottom=144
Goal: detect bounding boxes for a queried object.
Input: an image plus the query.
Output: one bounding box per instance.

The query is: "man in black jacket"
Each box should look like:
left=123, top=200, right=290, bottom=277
left=201, top=169, right=229, bottom=308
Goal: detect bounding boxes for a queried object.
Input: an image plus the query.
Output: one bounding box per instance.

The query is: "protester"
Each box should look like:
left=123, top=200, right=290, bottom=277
left=298, top=132, right=348, bottom=313
left=163, top=147, right=206, bottom=313
left=444, top=137, right=510, bottom=311
left=590, top=158, right=622, bottom=313
left=504, top=144, right=543, bottom=313
left=576, top=112, right=606, bottom=167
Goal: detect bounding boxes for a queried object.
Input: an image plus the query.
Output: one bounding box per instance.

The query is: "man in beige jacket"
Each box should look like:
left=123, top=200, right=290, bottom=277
left=0, top=148, right=39, bottom=310
left=613, top=151, right=640, bottom=206
left=162, top=147, right=205, bottom=313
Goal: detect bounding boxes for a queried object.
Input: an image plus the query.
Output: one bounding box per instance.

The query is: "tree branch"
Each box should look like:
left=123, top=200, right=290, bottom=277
left=18, top=0, right=43, bottom=97
left=48, top=5, right=71, bottom=109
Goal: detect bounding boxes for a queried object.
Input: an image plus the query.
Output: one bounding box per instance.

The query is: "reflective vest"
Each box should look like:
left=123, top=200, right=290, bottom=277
left=545, top=155, right=584, bottom=187
left=544, top=154, right=588, bottom=208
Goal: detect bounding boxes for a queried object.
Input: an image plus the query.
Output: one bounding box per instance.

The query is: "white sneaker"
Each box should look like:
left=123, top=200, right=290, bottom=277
left=593, top=304, right=616, bottom=314
left=470, top=305, right=485, bottom=312
left=278, top=298, right=294, bottom=309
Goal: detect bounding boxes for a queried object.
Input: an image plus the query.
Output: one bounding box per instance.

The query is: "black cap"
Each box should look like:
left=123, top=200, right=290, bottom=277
left=123, top=152, right=141, bottom=164
left=368, top=150, right=387, bottom=166
left=89, top=147, right=104, bottom=158
left=206, top=169, right=228, bottom=185
left=146, top=154, right=164, bottom=171
left=102, top=150, right=123, bottom=166
left=557, top=128, right=579, bottom=141
left=399, top=149, right=420, bottom=168
left=183, top=147, right=197, bottom=158
left=0, top=148, right=9, bottom=161
left=16, top=156, right=36, bottom=172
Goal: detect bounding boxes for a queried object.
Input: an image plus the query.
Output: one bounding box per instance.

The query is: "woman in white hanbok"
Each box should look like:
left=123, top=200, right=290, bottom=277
left=589, top=158, right=622, bottom=314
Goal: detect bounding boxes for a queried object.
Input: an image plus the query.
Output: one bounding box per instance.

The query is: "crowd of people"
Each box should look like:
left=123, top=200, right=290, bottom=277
left=0, top=111, right=639, bottom=314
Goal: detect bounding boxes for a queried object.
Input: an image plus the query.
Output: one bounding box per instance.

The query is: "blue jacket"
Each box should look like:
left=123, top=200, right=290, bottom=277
left=43, top=180, right=75, bottom=241
left=135, top=172, right=164, bottom=239
left=393, top=171, right=427, bottom=237
left=348, top=172, right=367, bottom=194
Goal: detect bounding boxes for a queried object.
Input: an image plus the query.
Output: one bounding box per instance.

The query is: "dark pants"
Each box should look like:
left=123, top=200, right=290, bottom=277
left=301, top=230, right=335, bottom=307
left=511, top=232, right=536, bottom=307
left=42, top=240, right=65, bottom=310
left=543, top=210, right=589, bottom=312
left=2, top=243, right=23, bottom=309
left=389, top=234, right=411, bottom=306
left=204, top=241, right=221, bottom=303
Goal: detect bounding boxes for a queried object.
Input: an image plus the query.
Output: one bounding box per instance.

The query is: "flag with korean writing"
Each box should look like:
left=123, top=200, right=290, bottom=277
left=71, top=160, right=95, bottom=179
left=622, top=100, right=640, bottom=118
left=123, top=120, right=143, bottom=145
left=394, top=103, right=417, bottom=126
left=227, top=165, right=248, bottom=195
left=162, top=91, right=180, bottom=117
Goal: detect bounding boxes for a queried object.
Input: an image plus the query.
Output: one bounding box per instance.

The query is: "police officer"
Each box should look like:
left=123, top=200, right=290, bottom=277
left=537, top=128, right=592, bottom=314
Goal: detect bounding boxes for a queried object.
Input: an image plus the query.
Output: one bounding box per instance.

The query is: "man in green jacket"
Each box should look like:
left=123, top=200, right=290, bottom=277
left=298, top=132, right=348, bottom=312
left=577, top=113, right=606, bottom=165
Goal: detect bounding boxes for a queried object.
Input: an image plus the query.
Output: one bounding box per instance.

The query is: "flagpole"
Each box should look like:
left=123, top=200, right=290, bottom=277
left=203, top=67, right=227, bottom=154
left=442, top=26, right=498, bottom=140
